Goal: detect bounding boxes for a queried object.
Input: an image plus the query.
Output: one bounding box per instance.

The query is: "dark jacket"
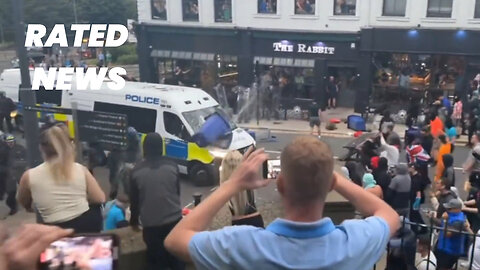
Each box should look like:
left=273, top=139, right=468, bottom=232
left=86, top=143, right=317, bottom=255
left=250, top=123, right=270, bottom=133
left=130, top=158, right=182, bottom=228
left=373, top=158, right=391, bottom=195
left=442, top=154, right=456, bottom=186
left=345, top=161, right=364, bottom=187
left=386, top=164, right=412, bottom=212
left=0, top=96, right=15, bottom=115
left=421, top=134, right=434, bottom=156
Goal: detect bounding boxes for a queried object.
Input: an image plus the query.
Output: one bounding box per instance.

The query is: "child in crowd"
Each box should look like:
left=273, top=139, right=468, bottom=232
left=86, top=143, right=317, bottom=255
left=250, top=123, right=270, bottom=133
left=104, top=194, right=130, bottom=231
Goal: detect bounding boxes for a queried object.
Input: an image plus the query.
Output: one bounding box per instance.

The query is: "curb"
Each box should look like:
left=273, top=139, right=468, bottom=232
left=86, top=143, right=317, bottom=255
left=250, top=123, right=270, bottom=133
left=240, top=126, right=355, bottom=139
left=241, top=126, right=471, bottom=143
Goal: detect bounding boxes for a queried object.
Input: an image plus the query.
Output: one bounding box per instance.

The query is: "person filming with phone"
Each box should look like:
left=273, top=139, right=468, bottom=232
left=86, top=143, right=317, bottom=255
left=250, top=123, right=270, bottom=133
left=165, top=136, right=400, bottom=269
left=219, top=150, right=264, bottom=228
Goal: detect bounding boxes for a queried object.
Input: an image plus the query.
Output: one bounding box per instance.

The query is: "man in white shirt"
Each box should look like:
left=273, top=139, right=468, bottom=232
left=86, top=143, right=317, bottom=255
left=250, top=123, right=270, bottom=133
left=415, top=234, right=437, bottom=270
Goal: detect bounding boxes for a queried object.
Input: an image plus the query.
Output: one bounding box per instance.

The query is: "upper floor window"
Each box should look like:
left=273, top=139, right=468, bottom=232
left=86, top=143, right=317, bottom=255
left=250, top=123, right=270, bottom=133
left=151, top=0, right=167, bottom=20
left=182, top=0, right=199, bottom=21
left=475, top=0, right=480, bottom=18
left=258, top=0, right=277, bottom=14
left=383, top=0, right=406, bottom=16
left=215, top=0, right=232, bottom=22
left=334, top=0, right=356, bottom=16
left=427, top=0, right=453, bottom=18
left=295, top=0, right=316, bottom=15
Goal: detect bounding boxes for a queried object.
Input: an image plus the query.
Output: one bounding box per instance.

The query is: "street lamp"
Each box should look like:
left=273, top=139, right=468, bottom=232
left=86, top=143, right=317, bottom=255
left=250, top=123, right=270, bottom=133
left=73, top=0, right=78, bottom=24
left=11, top=0, right=42, bottom=167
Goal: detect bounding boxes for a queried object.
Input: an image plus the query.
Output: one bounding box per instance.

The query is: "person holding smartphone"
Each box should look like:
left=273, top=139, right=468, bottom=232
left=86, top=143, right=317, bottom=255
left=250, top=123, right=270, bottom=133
left=165, top=137, right=400, bottom=270
left=219, top=150, right=264, bottom=228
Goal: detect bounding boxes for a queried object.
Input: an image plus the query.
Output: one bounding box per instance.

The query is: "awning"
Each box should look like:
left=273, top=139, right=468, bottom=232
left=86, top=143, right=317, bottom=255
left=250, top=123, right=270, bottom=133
left=151, top=50, right=217, bottom=61
left=254, top=56, right=315, bottom=68
left=150, top=50, right=171, bottom=58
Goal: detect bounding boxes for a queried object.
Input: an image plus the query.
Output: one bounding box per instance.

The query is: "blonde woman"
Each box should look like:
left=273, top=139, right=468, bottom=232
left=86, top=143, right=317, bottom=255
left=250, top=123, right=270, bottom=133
left=220, top=150, right=264, bottom=227
left=18, top=123, right=106, bottom=233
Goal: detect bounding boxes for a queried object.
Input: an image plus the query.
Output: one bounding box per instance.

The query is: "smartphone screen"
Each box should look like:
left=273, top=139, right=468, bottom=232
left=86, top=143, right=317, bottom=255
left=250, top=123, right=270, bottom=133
left=263, top=159, right=281, bottom=179
left=39, top=234, right=118, bottom=270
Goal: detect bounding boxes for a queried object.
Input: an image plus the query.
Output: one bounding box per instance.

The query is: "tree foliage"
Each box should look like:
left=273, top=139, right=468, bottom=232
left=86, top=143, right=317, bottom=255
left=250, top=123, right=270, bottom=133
left=0, top=0, right=137, bottom=42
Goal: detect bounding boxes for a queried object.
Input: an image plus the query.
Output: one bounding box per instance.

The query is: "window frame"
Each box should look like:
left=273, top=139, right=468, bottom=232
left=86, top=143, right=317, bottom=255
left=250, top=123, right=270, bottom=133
left=257, top=0, right=278, bottom=15
left=214, top=0, right=233, bottom=23
left=333, top=0, right=357, bottom=16
left=426, top=0, right=453, bottom=18
left=382, top=0, right=407, bottom=17
left=294, top=0, right=316, bottom=16
left=151, top=0, right=167, bottom=20
left=475, top=0, right=480, bottom=18
left=93, top=102, right=157, bottom=134
left=163, top=111, right=192, bottom=141
left=182, top=0, right=200, bottom=22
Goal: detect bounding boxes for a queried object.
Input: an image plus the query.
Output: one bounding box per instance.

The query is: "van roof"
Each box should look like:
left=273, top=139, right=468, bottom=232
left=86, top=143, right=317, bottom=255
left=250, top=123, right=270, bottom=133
left=1, top=68, right=219, bottom=112
left=69, top=79, right=219, bottom=112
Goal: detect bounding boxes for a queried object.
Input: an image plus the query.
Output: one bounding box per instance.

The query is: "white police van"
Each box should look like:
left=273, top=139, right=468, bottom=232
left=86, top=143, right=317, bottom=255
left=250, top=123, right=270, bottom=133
left=0, top=68, right=255, bottom=186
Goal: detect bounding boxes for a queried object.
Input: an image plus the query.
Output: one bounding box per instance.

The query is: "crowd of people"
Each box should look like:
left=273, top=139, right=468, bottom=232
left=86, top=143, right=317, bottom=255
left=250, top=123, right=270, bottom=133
left=2, top=85, right=480, bottom=269
left=339, top=91, right=480, bottom=269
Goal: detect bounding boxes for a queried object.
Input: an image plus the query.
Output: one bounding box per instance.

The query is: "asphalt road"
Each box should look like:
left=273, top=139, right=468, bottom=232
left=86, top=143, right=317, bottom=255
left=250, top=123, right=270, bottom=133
left=0, top=132, right=473, bottom=228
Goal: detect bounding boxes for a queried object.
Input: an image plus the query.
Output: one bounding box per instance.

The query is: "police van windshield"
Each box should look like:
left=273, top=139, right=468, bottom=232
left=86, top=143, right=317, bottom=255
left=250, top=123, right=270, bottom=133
left=182, top=106, right=237, bottom=134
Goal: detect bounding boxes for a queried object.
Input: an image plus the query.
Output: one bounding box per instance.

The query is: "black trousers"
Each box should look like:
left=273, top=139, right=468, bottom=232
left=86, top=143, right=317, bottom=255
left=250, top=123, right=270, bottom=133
left=143, top=219, right=185, bottom=270
left=0, top=114, right=13, bottom=133
left=45, top=204, right=103, bottom=233
left=6, top=191, right=16, bottom=212
left=468, top=120, right=477, bottom=144
left=0, top=172, right=6, bottom=199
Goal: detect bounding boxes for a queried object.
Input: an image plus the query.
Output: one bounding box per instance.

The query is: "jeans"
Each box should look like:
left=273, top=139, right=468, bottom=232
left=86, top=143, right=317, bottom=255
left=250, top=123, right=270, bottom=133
left=143, top=219, right=185, bottom=270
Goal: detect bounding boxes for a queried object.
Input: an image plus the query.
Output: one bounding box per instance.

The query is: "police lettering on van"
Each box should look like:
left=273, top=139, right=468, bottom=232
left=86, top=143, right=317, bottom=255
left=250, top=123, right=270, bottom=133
left=125, top=94, right=160, bottom=105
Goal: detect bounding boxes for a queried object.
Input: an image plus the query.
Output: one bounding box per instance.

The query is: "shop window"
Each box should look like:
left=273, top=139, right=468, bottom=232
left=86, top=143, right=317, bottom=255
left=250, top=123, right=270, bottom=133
left=164, top=112, right=191, bottom=141
left=215, top=0, right=232, bottom=22
left=475, top=0, right=480, bottom=18
left=182, top=0, right=199, bottom=21
left=383, top=0, right=406, bottom=17
left=258, top=0, right=277, bottom=14
left=334, top=0, right=356, bottom=15
left=295, top=0, right=316, bottom=15
left=151, top=0, right=167, bottom=20
left=93, top=102, right=157, bottom=134
left=427, top=0, right=453, bottom=18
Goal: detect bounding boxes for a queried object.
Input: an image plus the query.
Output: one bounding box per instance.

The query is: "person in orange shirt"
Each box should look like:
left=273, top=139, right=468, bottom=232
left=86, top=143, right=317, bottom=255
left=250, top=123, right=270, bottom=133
left=430, top=114, right=444, bottom=138
left=435, top=134, right=452, bottom=182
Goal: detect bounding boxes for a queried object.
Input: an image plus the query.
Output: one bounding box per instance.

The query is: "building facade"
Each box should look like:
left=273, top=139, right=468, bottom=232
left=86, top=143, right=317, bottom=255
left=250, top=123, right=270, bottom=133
left=136, top=0, right=480, bottom=112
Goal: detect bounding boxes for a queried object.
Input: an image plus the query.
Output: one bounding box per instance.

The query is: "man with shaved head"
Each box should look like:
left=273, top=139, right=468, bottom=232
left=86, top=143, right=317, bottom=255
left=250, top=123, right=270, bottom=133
left=165, top=136, right=400, bottom=270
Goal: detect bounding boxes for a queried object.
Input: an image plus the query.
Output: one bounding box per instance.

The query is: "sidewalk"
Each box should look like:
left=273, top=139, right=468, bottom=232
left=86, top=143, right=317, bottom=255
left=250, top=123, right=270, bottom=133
left=239, top=107, right=470, bottom=144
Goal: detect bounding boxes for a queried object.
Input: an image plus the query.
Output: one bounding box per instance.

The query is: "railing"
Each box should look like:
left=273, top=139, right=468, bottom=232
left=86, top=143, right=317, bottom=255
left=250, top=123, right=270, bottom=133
left=374, top=217, right=479, bottom=270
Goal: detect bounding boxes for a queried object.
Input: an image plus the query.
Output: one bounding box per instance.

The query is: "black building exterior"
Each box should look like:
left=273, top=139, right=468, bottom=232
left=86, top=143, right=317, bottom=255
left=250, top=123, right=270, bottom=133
left=358, top=28, right=480, bottom=113
left=135, top=24, right=362, bottom=110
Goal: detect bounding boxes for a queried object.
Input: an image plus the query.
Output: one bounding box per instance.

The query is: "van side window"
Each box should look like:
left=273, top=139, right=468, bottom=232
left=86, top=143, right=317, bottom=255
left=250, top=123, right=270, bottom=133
left=93, top=102, right=157, bottom=133
left=35, top=87, right=62, bottom=106
left=164, top=112, right=191, bottom=141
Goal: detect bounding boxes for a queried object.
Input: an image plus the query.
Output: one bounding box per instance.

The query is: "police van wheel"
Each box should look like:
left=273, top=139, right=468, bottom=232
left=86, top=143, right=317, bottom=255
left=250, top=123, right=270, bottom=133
left=189, top=163, right=213, bottom=187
